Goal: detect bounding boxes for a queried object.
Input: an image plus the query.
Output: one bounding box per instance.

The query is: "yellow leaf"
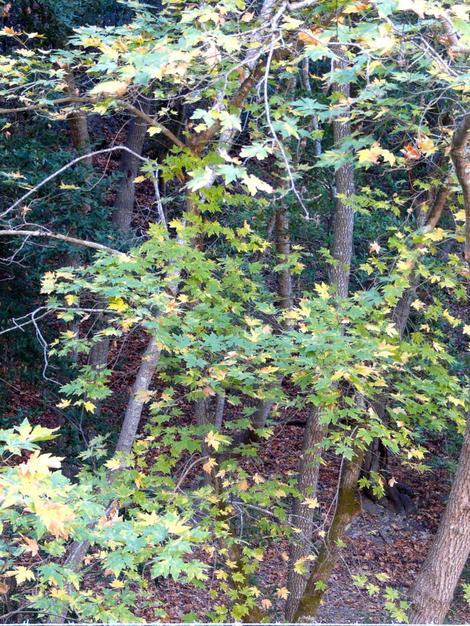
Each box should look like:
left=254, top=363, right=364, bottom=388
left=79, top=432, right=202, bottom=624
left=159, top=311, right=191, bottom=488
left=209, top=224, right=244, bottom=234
left=18, top=451, right=63, bottom=478
left=5, top=567, right=35, bottom=585
left=108, top=297, right=128, bottom=312
left=314, top=282, right=330, bottom=299
left=205, top=430, right=229, bottom=451
left=20, top=536, right=39, bottom=557
left=147, top=126, right=162, bottom=136
left=56, top=399, right=71, bottom=409
left=133, top=175, right=146, bottom=184
left=417, top=135, right=436, bottom=155
left=110, top=579, right=125, bottom=589
left=302, top=497, right=319, bottom=509
left=34, top=501, right=75, bottom=539
left=59, top=182, right=80, bottom=190
left=261, top=598, right=272, bottom=609
left=397, top=0, right=427, bottom=17
left=238, top=479, right=249, bottom=492
left=89, top=80, right=129, bottom=97
left=463, top=324, right=470, bottom=336
left=83, top=401, right=96, bottom=413
left=64, top=294, right=78, bottom=306
left=105, top=458, right=122, bottom=471
left=277, top=587, right=290, bottom=599
left=203, top=457, right=217, bottom=474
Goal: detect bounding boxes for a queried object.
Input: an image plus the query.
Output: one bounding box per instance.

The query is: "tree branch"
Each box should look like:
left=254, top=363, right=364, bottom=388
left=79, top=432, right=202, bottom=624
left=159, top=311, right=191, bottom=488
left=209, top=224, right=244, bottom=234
left=1, top=146, right=148, bottom=220
left=0, top=229, right=123, bottom=255
left=118, top=101, right=187, bottom=150
left=0, top=96, right=187, bottom=150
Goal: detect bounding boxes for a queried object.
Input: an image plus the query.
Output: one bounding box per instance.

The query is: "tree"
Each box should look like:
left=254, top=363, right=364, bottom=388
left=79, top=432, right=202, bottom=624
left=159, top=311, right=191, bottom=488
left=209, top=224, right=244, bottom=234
left=409, top=402, right=470, bottom=623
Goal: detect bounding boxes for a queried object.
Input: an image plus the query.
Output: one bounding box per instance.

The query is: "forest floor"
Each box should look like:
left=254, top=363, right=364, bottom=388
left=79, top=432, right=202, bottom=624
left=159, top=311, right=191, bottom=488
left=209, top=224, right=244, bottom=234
left=2, top=331, right=469, bottom=624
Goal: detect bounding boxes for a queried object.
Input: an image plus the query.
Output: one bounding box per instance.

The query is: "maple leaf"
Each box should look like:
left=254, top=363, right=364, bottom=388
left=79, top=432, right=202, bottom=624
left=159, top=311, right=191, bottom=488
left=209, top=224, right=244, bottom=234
left=417, top=135, right=437, bottom=155
left=261, top=598, right=272, bottom=609
left=205, top=431, right=229, bottom=451
left=20, top=536, right=39, bottom=556
left=89, top=80, right=129, bottom=97
left=203, top=457, right=217, bottom=474
left=401, top=143, right=421, bottom=160
left=303, top=497, right=319, bottom=509
left=277, top=587, right=290, bottom=599
left=238, top=479, right=249, bottom=492
left=34, top=501, right=75, bottom=539
left=314, top=282, right=330, bottom=299
left=5, top=566, right=35, bottom=585
left=369, top=241, right=381, bottom=254
left=18, top=451, right=63, bottom=478
left=110, top=579, right=125, bottom=589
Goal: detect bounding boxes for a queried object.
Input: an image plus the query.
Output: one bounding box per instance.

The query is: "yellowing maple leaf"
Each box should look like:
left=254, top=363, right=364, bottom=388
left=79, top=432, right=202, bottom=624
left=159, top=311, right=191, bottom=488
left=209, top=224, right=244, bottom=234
left=303, top=497, right=319, bottom=509
left=203, top=457, right=217, bottom=474
left=417, top=135, right=437, bottom=155
left=205, top=430, right=229, bottom=451
left=108, top=297, right=128, bottom=312
left=277, top=586, right=290, bottom=599
left=314, top=282, right=330, bottom=299
left=34, top=501, right=75, bottom=539
left=105, top=457, right=122, bottom=471
left=110, top=579, right=125, bottom=589
left=89, top=80, right=129, bottom=97
left=5, top=566, right=35, bottom=585
left=20, top=536, right=39, bottom=556
left=18, top=451, right=63, bottom=478
left=462, top=324, right=470, bottom=336
left=261, top=598, right=272, bottom=609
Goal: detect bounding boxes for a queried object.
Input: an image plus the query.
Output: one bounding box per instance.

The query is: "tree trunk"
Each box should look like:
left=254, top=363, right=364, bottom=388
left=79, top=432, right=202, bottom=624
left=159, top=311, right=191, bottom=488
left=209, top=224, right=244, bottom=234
left=329, top=51, right=355, bottom=298
left=285, top=50, right=356, bottom=620
left=450, top=112, right=470, bottom=263
left=285, top=409, right=324, bottom=620
left=408, top=403, right=470, bottom=623
left=64, top=72, right=92, bottom=165
left=274, top=206, right=294, bottom=310
left=112, top=103, right=150, bottom=233
left=293, top=447, right=365, bottom=621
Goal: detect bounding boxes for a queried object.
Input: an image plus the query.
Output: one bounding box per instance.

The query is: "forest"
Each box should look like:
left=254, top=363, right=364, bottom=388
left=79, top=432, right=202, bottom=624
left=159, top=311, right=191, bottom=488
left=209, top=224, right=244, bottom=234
left=0, top=0, right=469, bottom=623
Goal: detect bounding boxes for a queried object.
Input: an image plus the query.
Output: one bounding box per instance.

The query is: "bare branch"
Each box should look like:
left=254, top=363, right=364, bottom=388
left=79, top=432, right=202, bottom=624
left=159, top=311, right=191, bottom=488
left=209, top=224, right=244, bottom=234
left=0, top=229, right=123, bottom=256
left=1, top=146, right=148, bottom=220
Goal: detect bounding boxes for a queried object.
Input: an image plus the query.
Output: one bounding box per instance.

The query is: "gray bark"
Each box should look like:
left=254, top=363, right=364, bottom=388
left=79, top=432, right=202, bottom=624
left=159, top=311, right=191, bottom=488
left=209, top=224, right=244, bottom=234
left=409, top=403, right=470, bottom=623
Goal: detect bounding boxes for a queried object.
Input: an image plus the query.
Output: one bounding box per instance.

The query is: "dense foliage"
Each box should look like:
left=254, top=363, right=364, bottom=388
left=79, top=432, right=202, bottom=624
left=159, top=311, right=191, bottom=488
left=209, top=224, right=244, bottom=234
left=0, top=0, right=468, bottom=623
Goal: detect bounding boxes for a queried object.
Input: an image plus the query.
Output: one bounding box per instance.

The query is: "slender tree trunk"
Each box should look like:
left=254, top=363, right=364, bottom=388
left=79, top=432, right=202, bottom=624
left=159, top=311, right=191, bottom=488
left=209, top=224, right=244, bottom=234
left=329, top=51, right=355, bottom=298
left=293, top=447, right=365, bottom=621
left=112, top=103, right=150, bottom=233
left=64, top=72, right=92, bottom=165
left=274, top=206, right=294, bottom=310
left=408, top=403, right=470, bottom=623
left=286, top=50, right=356, bottom=620
left=285, top=409, right=324, bottom=620
left=450, top=112, right=470, bottom=263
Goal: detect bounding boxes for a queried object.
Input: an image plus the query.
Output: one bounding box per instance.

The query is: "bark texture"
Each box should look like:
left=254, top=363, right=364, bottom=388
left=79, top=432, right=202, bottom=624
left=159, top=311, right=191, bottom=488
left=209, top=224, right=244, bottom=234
left=285, top=409, right=324, bottom=620
left=112, top=103, right=150, bottom=233
left=329, top=51, right=355, bottom=298
left=293, top=448, right=365, bottom=621
left=450, top=112, right=470, bottom=263
left=408, top=404, right=470, bottom=624
left=64, top=72, right=92, bottom=165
